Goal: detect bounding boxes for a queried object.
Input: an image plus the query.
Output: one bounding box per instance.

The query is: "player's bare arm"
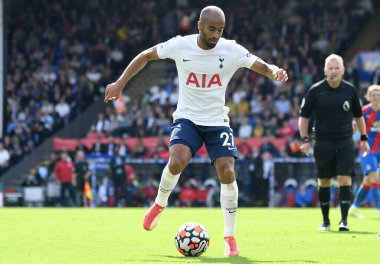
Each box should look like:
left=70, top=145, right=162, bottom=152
left=298, top=117, right=311, bottom=155
left=354, top=117, right=370, bottom=157
left=352, top=121, right=357, bottom=134
left=104, top=46, right=160, bottom=103
left=250, top=58, right=288, bottom=82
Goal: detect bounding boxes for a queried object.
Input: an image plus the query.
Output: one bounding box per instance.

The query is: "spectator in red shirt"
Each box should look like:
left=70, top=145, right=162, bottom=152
left=237, top=138, right=252, bottom=159
left=278, top=120, right=296, bottom=139
left=141, top=178, right=158, bottom=206
left=179, top=180, right=198, bottom=207
left=54, top=152, right=77, bottom=206
left=153, top=137, right=169, bottom=160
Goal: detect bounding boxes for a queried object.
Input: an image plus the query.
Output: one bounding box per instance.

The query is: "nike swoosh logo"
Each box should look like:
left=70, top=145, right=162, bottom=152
left=228, top=147, right=235, bottom=150
left=226, top=207, right=237, bottom=213
left=183, top=59, right=191, bottom=62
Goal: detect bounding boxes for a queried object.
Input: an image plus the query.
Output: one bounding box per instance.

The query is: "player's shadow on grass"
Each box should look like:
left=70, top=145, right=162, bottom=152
left=162, top=256, right=318, bottom=263
left=367, top=217, right=380, bottom=222
left=165, top=255, right=252, bottom=263
left=328, top=231, right=376, bottom=235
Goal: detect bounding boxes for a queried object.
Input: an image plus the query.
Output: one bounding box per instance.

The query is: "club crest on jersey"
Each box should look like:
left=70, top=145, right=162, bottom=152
left=343, top=101, right=350, bottom=111
left=186, top=72, right=222, bottom=88
left=219, top=57, right=224, bottom=68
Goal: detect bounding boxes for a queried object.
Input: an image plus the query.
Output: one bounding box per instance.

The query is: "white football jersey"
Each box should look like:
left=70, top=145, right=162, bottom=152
left=156, top=34, right=258, bottom=126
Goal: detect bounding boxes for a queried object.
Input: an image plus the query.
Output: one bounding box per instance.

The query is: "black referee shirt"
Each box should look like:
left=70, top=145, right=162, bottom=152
left=299, top=79, right=362, bottom=140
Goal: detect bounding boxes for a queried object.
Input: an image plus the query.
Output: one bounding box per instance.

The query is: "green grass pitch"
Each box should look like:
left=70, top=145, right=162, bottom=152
left=0, top=208, right=379, bottom=263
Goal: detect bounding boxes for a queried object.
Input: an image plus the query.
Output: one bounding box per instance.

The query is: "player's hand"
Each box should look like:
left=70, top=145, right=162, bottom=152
left=274, top=68, right=288, bottom=82
left=361, top=141, right=370, bottom=157
left=104, top=82, right=123, bottom=103
left=300, top=142, right=311, bottom=156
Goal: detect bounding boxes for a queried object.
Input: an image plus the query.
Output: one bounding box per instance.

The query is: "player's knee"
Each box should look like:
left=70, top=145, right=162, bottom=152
left=217, top=162, right=235, bottom=183
left=224, top=166, right=235, bottom=179
left=337, top=177, right=351, bottom=186
left=168, top=157, right=187, bottom=175
left=370, top=176, right=380, bottom=184
left=318, top=178, right=331, bottom=187
left=367, top=172, right=379, bottom=184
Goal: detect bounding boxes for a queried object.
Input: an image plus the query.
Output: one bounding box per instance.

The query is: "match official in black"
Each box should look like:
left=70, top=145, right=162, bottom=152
left=298, top=54, right=370, bottom=232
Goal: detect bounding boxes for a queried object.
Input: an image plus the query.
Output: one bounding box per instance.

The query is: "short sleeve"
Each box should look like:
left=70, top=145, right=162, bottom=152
left=299, top=89, right=315, bottom=118
left=156, top=36, right=181, bottom=60
left=233, top=43, right=258, bottom=69
left=351, top=87, right=363, bottom=118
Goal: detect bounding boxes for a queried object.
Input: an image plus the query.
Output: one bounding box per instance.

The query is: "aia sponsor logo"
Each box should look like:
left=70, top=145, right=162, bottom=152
left=186, top=72, right=222, bottom=88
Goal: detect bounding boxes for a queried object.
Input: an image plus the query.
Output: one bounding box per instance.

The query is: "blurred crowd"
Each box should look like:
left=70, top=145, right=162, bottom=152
left=2, top=0, right=380, bottom=206
left=22, top=147, right=375, bottom=208
left=20, top=149, right=222, bottom=208
left=3, top=0, right=162, bottom=174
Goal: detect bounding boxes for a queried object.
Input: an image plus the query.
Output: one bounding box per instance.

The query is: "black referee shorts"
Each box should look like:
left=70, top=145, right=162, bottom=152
left=313, top=137, right=355, bottom=178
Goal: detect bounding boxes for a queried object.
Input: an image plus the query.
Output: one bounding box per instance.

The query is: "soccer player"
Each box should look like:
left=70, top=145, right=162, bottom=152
left=104, top=6, right=288, bottom=256
left=349, top=85, right=380, bottom=219
left=299, top=54, right=370, bottom=232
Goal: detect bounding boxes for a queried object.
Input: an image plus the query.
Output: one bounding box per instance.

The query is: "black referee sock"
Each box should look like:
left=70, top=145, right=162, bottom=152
left=339, top=186, right=351, bottom=222
left=319, top=187, right=330, bottom=223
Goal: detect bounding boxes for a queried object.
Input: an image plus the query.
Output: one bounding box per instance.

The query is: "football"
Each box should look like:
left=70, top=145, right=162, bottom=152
left=174, top=222, right=210, bottom=257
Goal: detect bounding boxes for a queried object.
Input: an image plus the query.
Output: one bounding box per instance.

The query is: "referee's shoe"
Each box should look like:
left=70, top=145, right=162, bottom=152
left=338, top=220, right=349, bottom=231
left=318, top=221, right=330, bottom=231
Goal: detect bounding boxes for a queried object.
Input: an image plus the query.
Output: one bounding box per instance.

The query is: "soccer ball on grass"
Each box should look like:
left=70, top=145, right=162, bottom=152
left=174, top=222, right=210, bottom=257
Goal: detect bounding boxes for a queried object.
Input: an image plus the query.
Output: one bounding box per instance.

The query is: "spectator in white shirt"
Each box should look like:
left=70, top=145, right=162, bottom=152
left=55, top=98, right=70, bottom=118
left=41, top=99, right=54, bottom=114
left=86, top=64, right=102, bottom=83
left=0, top=143, right=10, bottom=171
left=158, top=86, right=169, bottom=105
left=95, top=113, right=111, bottom=134
left=250, top=94, right=263, bottom=114
left=275, top=93, right=291, bottom=114
left=169, top=86, right=179, bottom=106
left=238, top=117, right=253, bottom=138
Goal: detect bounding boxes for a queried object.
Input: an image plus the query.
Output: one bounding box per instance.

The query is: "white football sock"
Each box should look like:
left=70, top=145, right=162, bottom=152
left=220, top=180, right=238, bottom=237
left=154, top=164, right=180, bottom=207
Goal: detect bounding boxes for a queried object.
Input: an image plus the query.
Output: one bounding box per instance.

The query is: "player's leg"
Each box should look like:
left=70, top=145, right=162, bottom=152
left=314, top=140, right=334, bottom=231
left=368, top=171, right=380, bottom=214
left=214, top=158, right=238, bottom=235
left=143, top=144, right=192, bottom=231
left=336, top=137, right=355, bottom=231
left=204, top=125, right=239, bottom=256
left=350, top=152, right=377, bottom=218
left=337, top=175, right=351, bottom=231
left=143, top=119, right=202, bottom=231
left=155, top=144, right=192, bottom=207
left=215, top=157, right=239, bottom=257
left=349, top=176, right=369, bottom=219
left=318, top=178, right=332, bottom=231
